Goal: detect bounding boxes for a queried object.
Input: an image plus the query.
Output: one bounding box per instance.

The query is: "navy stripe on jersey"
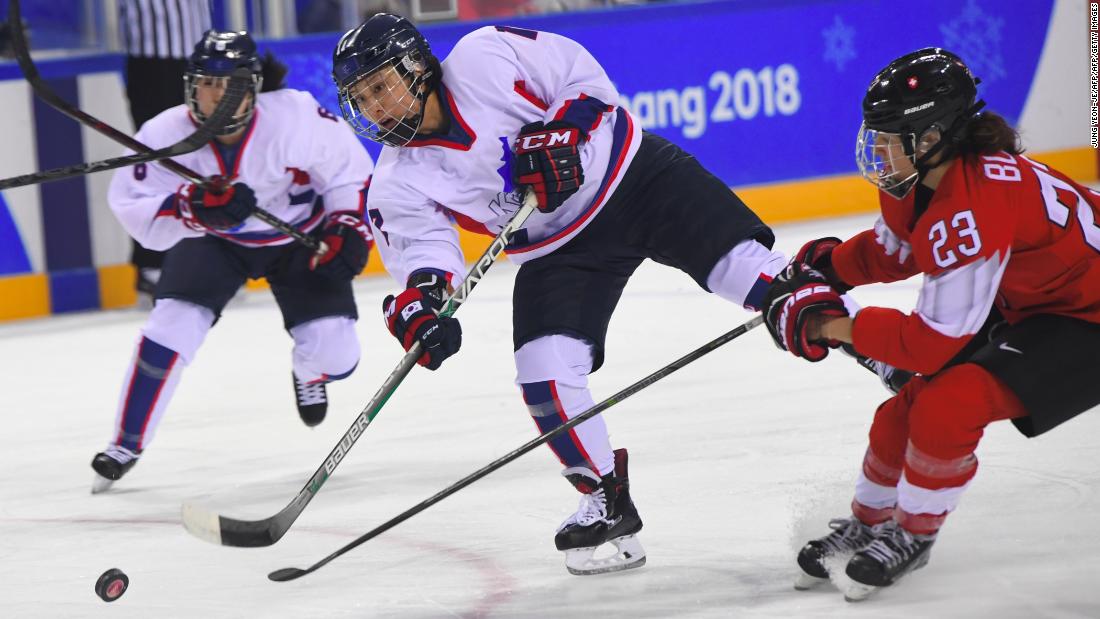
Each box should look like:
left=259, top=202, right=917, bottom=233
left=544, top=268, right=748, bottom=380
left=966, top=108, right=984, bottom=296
left=116, top=336, right=179, bottom=451
left=521, top=380, right=596, bottom=471
left=507, top=107, right=631, bottom=254
left=495, top=26, right=538, bottom=40
left=554, top=94, right=613, bottom=134
left=289, top=189, right=316, bottom=205
left=743, top=273, right=773, bottom=311
left=406, top=83, right=476, bottom=150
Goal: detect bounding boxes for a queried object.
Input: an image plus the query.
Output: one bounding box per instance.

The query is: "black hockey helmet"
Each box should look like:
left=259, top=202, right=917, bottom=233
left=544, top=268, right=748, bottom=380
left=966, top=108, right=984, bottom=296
left=331, top=13, right=436, bottom=146
left=185, top=30, right=264, bottom=135
left=856, top=47, right=985, bottom=199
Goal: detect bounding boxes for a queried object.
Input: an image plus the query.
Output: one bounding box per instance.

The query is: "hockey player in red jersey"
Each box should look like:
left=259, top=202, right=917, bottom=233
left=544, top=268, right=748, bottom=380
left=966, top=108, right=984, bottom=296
left=761, top=48, right=1100, bottom=600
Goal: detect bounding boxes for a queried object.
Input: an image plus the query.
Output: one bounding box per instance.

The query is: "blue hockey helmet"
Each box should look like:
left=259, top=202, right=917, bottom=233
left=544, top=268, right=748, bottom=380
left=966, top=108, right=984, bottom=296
left=185, top=30, right=264, bottom=135
left=332, top=14, right=437, bottom=146
left=856, top=48, right=984, bottom=199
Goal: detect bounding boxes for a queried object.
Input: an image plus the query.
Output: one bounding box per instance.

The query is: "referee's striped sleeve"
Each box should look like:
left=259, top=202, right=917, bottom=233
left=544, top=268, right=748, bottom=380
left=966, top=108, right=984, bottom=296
left=119, top=0, right=212, bottom=59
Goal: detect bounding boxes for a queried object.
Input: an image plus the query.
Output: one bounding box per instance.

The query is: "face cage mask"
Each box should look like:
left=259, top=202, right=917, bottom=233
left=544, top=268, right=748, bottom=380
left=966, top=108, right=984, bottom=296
left=338, top=56, right=430, bottom=147
left=855, top=123, right=923, bottom=200
left=184, top=72, right=262, bottom=136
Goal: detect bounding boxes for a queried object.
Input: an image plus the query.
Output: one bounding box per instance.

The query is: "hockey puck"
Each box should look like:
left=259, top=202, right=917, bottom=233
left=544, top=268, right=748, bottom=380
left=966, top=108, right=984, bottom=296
left=95, top=568, right=129, bottom=602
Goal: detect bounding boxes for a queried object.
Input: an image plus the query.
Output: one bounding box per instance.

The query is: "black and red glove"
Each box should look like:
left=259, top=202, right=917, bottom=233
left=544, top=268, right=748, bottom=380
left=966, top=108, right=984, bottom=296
left=183, top=180, right=257, bottom=230
left=308, top=213, right=373, bottom=281
left=762, top=262, right=848, bottom=362
left=793, top=236, right=851, bottom=292
left=383, top=270, right=462, bottom=370
left=512, top=120, right=586, bottom=213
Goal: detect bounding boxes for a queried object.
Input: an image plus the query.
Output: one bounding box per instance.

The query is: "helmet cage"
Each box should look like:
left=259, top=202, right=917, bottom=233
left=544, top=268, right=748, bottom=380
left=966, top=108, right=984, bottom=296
left=184, top=70, right=263, bottom=135
left=856, top=122, right=952, bottom=200
left=336, top=50, right=431, bottom=147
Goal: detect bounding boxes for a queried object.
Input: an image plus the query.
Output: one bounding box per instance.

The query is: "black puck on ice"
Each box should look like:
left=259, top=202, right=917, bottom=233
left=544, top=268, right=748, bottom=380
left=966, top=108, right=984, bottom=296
left=95, top=568, right=129, bottom=602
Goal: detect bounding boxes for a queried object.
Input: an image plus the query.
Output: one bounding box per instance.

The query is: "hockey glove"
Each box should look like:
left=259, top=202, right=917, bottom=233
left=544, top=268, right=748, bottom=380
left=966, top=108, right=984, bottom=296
left=308, top=213, right=374, bottom=281
left=512, top=120, right=586, bottom=213
left=183, top=180, right=257, bottom=230
left=762, top=262, right=848, bottom=362
left=383, top=270, right=462, bottom=370
left=794, top=236, right=851, bottom=292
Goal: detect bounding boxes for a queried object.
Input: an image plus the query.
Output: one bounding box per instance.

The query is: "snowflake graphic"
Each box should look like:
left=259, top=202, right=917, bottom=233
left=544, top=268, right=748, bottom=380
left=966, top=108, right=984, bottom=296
left=939, top=0, right=1006, bottom=82
left=822, top=15, right=856, bottom=72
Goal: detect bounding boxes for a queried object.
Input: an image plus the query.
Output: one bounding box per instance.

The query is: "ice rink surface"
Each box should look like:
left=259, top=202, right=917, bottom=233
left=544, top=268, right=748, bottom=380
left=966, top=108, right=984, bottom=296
left=2, top=214, right=1098, bottom=618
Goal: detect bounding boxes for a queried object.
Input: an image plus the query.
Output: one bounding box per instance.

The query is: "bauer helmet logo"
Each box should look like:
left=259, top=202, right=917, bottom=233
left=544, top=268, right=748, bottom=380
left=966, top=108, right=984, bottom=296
left=903, top=101, right=935, bottom=115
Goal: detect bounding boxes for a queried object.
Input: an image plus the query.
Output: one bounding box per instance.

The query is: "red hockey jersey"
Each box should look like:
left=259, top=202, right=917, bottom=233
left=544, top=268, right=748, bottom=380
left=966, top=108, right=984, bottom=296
left=832, top=152, right=1100, bottom=374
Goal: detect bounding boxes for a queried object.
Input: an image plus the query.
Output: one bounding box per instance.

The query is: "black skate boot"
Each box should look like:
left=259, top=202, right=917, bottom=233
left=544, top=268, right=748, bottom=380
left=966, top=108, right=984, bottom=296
left=91, top=445, right=141, bottom=494
left=844, top=521, right=935, bottom=602
left=292, top=373, right=328, bottom=427
left=554, top=448, right=645, bottom=575
left=794, top=517, right=875, bottom=590
left=841, top=344, right=914, bottom=394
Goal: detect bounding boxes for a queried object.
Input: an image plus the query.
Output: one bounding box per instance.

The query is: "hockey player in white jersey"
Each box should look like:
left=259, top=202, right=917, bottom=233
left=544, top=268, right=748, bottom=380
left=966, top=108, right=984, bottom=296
left=332, top=15, right=788, bottom=574
left=91, top=30, right=375, bottom=492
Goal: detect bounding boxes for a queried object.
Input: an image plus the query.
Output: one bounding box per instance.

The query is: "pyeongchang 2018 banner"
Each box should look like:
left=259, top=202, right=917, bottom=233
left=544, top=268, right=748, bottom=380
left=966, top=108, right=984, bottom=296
left=265, top=0, right=1055, bottom=187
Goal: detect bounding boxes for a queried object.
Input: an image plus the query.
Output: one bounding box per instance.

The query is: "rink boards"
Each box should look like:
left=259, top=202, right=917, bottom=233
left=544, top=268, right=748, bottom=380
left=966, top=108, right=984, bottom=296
left=0, top=0, right=1093, bottom=321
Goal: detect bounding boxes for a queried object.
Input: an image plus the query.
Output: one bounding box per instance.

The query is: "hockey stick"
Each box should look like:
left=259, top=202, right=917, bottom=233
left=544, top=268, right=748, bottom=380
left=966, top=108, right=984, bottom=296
left=268, top=314, right=765, bottom=581
left=181, top=191, right=539, bottom=547
left=1, top=0, right=321, bottom=251
left=1, top=1, right=247, bottom=189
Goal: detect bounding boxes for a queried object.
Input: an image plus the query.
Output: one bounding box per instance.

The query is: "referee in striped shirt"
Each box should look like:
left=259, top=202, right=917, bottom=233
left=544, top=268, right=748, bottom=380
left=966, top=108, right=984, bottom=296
left=119, top=0, right=212, bottom=296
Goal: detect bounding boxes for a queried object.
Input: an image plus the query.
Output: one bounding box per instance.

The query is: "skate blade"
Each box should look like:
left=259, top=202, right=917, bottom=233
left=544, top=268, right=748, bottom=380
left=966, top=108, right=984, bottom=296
left=91, top=474, right=115, bottom=494
left=793, top=572, right=829, bottom=590
left=844, top=582, right=878, bottom=602
left=564, top=534, right=646, bottom=576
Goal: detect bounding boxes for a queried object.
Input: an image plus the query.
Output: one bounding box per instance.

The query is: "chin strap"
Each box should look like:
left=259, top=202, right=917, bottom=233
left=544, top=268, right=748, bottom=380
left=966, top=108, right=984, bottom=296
left=911, top=99, right=987, bottom=181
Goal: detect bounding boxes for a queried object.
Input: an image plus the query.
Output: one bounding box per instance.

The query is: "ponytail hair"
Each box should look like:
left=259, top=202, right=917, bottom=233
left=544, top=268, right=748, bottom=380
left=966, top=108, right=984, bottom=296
left=956, top=111, right=1023, bottom=156
left=260, top=51, right=288, bottom=92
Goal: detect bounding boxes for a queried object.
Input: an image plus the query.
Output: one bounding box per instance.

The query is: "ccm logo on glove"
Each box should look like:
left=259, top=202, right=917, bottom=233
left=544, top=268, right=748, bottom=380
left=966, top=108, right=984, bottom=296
left=517, top=129, right=577, bottom=150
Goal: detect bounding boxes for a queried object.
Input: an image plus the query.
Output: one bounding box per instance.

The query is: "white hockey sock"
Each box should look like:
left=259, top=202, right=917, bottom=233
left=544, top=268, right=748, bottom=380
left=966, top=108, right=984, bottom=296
left=289, top=316, right=360, bottom=383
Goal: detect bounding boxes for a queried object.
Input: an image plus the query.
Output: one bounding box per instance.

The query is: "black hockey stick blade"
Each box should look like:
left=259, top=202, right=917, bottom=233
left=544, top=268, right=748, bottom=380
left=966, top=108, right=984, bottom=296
left=182, top=492, right=309, bottom=547
left=268, top=567, right=309, bottom=582
left=266, top=315, right=764, bottom=581
left=182, top=193, right=539, bottom=548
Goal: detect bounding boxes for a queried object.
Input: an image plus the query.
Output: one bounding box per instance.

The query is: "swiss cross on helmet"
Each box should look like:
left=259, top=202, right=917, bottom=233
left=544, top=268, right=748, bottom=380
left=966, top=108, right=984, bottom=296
left=856, top=47, right=985, bottom=199
left=331, top=13, right=436, bottom=147
left=185, top=30, right=264, bottom=135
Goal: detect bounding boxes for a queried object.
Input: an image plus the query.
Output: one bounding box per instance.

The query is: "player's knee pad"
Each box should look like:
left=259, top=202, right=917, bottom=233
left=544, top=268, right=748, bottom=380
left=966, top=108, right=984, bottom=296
left=866, top=392, right=916, bottom=471
left=514, top=334, right=594, bottom=389
left=705, top=238, right=787, bottom=310
left=141, top=298, right=215, bottom=364
left=907, top=364, right=1015, bottom=455
left=290, top=316, right=360, bottom=381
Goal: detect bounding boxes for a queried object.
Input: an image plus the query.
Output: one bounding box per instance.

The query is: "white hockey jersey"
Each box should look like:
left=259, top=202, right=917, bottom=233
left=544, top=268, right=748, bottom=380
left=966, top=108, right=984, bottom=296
left=367, top=26, right=642, bottom=284
left=109, top=89, right=374, bottom=250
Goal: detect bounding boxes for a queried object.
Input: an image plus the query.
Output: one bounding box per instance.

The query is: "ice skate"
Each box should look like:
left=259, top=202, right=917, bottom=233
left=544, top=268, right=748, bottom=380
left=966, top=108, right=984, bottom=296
left=554, top=448, right=645, bottom=576
left=91, top=445, right=141, bottom=494
left=292, top=373, right=328, bottom=427
left=794, top=517, right=874, bottom=590
left=843, top=521, right=935, bottom=602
